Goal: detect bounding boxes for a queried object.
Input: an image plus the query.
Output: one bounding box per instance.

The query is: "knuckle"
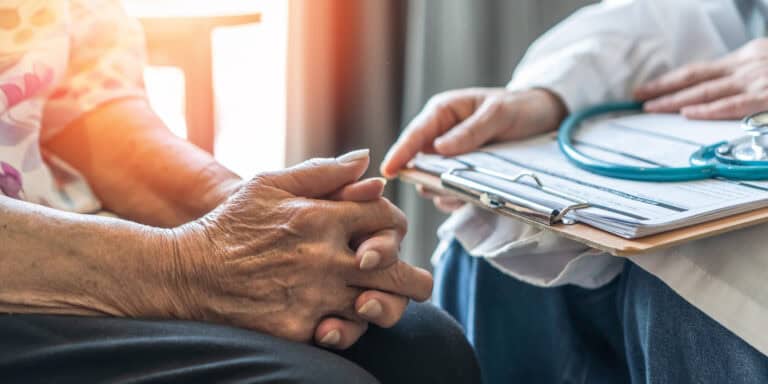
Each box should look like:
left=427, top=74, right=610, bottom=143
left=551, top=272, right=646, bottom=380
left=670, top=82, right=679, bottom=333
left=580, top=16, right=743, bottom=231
left=380, top=198, right=407, bottom=233
left=297, top=243, right=332, bottom=267
left=247, top=174, right=277, bottom=192
left=732, top=78, right=747, bottom=92
left=462, top=123, right=484, bottom=146
left=700, top=86, right=716, bottom=101
left=426, top=92, right=452, bottom=109
left=387, top=263, right=409, bottom=289
left=755, top=76, right=768, bottom=91
left=479, top=96, right=507, bottom=121
left=377, top=241, right=401, bottom=265
left=280, top=199, right=330, bottom=234
left=283, top=317, right=313, bottom=342
left=484, top=95, right=506, bottom=111
left=283, top=200, right=314, bottom=226
left=737, top=98, right=751, bottom=109
left=680, top=68, right=699, bottom=83
left=429, top=99, right=454, bottom=118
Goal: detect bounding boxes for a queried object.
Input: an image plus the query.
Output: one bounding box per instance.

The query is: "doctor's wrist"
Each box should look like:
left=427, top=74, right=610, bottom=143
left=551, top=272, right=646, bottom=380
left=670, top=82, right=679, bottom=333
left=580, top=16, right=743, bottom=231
left=498, top=88, right=568, bottom=141
left=528, top=88, right=568, bottom=124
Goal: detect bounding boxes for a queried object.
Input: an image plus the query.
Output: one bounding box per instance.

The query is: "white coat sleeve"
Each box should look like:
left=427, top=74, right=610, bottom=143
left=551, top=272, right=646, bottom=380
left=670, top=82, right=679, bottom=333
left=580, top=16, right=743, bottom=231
left=508, top=0, right=750, bottom=112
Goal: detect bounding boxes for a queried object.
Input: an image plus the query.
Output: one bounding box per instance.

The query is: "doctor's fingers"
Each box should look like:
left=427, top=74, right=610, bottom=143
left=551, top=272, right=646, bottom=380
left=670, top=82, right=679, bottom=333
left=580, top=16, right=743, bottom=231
left=643, top=77, right=742, bottom=113
left=433, top=95, right=512, bottom=156
left=634, top=62, right=730, bottom=101
left=415, top=184, right=458, bottom=200
left=414, top=185, right=465, bottom=212
left=433, top=196, right=465, bottom=213
left=681, top=92, right=768, bottom=120
left=415, top=183, right=441, bottom=199
left=380, top=91, right=481, bottom=178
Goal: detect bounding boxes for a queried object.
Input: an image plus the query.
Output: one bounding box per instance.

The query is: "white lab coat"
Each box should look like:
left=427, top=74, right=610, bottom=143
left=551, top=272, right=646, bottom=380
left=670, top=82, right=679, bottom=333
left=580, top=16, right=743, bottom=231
left=436, top=0, right=768, bottom=357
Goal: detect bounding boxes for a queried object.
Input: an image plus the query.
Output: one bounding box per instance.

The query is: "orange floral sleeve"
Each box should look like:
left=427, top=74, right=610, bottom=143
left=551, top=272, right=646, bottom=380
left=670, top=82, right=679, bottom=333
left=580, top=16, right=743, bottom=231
left=42, top=0, right=147, bottom=140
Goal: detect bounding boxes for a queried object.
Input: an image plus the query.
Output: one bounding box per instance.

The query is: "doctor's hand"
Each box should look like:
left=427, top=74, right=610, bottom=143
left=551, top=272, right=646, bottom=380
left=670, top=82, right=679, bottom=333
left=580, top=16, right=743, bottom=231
left=163, top=152, right=432, bottom=350
left=636, top=38, right=768, bottom=120
left=381, top=88, right=567, bottom=211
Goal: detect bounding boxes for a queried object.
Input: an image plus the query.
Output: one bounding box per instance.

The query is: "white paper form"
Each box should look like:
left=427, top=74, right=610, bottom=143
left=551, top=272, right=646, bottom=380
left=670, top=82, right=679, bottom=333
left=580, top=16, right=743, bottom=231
left=412, top=113, right=768, bottom=238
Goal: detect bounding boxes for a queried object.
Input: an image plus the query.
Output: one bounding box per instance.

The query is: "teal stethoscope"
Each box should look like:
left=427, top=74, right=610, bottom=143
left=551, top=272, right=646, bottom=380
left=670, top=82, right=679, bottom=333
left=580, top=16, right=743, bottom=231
left=558, top=102, right=768, bottom=181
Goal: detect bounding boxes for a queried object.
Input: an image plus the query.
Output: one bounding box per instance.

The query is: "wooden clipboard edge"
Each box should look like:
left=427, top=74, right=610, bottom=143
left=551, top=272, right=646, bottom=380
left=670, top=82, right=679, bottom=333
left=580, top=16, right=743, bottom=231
left=399, top=168, right=768, bottom=257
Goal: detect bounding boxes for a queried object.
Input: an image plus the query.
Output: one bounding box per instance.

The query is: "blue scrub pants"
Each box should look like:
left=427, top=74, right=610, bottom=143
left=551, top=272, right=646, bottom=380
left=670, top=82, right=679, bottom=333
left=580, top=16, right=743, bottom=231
left=434, top=239, right=768, bottom=384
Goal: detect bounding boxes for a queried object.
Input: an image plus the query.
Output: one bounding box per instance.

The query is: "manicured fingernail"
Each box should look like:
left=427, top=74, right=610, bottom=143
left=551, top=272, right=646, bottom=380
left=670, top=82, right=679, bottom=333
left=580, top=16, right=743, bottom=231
left=319, top=330, right=341, bottom=346
left=359, top=250, right=381, bottom=270
left=358, top=299, right=383, bottom=318
left=337, top=149, right=370, bottom=164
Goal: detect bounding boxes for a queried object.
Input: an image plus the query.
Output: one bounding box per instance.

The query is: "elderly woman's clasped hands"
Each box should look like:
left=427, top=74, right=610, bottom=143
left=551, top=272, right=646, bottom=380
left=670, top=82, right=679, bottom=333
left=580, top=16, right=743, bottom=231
left=14, top=149, right=432, bottom=351
left=167, top=150, right=433, bottom=349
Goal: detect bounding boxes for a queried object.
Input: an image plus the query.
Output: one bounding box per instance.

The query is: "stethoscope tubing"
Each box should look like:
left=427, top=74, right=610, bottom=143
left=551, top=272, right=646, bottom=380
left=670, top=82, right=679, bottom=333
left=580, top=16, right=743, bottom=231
left=557, top=102, right=768, bottom=181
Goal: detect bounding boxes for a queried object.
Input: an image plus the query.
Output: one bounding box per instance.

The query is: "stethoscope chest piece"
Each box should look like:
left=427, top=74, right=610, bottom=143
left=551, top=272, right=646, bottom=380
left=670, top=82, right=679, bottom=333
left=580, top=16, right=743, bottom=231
left=690, top=111, right=768, bottom=169
left=713, top=111, right=768, bottom=164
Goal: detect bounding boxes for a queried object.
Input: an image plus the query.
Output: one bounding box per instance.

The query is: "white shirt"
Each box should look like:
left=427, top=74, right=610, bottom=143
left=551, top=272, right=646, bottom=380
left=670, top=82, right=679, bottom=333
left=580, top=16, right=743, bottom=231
left=437, top=0, right=768, bottom=357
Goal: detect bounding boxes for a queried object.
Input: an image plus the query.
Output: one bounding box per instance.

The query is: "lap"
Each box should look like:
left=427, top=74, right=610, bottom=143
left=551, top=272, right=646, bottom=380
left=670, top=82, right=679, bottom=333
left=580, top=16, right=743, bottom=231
left=0, top=302, right=480, bottom=384
left=436, top=239, right=768, bottom=384
left=434, top=239, right=627, bottom=384
left=620, top=262, right=768, bottom=384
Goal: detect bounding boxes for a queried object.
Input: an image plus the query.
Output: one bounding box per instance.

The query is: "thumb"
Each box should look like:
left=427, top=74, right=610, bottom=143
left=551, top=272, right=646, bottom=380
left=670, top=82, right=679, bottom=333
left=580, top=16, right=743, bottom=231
left=260, top=149, right=371, bottom=198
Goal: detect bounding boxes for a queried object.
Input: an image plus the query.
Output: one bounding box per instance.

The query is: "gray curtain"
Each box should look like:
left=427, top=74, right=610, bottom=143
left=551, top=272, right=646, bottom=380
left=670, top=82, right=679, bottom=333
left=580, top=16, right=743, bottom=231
left=399, top=0, right=595, bottom=268
left=287, top=0, right=595, bottom=269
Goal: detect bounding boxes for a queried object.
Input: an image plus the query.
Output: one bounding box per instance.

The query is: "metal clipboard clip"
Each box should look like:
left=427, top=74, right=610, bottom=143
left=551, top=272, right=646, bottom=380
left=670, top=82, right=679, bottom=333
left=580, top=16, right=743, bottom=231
left=440, top=166, right=590, bottom=225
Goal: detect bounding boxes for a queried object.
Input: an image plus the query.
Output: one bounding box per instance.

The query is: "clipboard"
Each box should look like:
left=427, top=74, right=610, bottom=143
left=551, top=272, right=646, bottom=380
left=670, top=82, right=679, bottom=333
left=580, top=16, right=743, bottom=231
left=400, top=167, right=768, bottom=256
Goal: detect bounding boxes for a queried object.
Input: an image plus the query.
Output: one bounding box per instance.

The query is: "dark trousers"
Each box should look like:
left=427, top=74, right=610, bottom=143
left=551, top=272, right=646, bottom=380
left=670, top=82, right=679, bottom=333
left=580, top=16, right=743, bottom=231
left=0, top=303, right=480, bottom=384
left=434, top=239, right=768, bottom=384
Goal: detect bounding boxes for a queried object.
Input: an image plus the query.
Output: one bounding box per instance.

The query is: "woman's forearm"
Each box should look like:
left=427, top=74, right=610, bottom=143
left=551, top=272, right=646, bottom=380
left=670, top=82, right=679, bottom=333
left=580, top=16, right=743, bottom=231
left=0, top=195, right=178, bottom=317
left=44, top=98, right=241, bottom=227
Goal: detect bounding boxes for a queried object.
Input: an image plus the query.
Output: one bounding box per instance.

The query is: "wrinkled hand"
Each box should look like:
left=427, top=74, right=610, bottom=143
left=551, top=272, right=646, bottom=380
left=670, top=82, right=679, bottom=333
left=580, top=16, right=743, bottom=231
left=169, top=151, right=432, bottom=350
left=636, top=38, right=768, bottom=119
left=381, top=87, right=567, bottom=212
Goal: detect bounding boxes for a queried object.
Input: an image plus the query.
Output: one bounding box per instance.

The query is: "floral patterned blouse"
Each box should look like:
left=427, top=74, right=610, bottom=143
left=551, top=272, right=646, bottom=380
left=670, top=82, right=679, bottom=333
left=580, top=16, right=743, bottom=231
left=0, top=0, right=145, bottom=212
